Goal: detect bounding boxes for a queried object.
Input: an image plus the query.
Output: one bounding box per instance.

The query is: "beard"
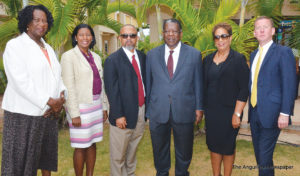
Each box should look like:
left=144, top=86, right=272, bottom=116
left=125, top=45, right=135, bottom=51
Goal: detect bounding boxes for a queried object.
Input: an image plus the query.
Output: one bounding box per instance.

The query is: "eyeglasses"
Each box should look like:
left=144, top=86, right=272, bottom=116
left=214, top=34, right=231, bottom=40
left=120, top=33, right=137, bottom=39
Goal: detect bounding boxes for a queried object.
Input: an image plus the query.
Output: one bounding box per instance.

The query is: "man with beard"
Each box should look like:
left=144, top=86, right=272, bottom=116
left=104, top=24, right=146, bottom=176
left=146, top=19, right=203, bottom=176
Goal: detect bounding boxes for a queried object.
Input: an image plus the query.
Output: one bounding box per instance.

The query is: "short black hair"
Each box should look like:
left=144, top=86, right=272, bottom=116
left=71, top=24, right=96, bottom=49
left=17, top=5, right=53, bottom=33
left=163, top=19, right=182, bottom=31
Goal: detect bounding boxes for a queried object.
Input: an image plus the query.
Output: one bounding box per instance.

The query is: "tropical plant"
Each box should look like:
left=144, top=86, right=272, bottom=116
left=147, top=0, right=257, bottom=59
left=30, top=0, right=87, bottom=52
left=137, top=35, right=162, bottom=54
left=0, top=0, right=22, bottom=51
left=247, top=0, right=285, bottom=26
left=290, top=0, right=300, bottom=50
left=0, top=0, right=139, bottom=53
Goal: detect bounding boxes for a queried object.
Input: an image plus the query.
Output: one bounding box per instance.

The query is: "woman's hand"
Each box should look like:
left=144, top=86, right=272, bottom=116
left=72, top=116, right=81, bottom=127
left=103, top=110, right=108, bottom=122
left=232, top=114, right=241, bottom=129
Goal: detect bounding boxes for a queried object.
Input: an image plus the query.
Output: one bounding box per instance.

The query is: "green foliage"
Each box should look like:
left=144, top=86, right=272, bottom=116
left=0, top=61, right=7, bottom=94
left=0, top=18, right=18, bottom=51
left=137, top=35, right=163, bottom=54
left=289, top=1, right=300, bottom=50
left=156, top=0, right=256, bottom=59
left=107, top=1, right=136, bottom=18
left=0, top=0, right=22, bottom=18
left=248, top=0, right=285, bottom=26
left=31, top=0, right=87, bottom=51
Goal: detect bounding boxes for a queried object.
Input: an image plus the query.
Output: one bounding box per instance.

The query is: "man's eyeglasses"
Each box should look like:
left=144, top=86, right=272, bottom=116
left=120, top=34, right=137, bottom=39
left=214, top=34, right=231, bottom=40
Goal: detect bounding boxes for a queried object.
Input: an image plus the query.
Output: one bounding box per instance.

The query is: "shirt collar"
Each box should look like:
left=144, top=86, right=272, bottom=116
left=259, top=40, right=273, bottom=51
left=165, top=42, right=181, bottom=54
left=122, top=47, right=137, bottom=59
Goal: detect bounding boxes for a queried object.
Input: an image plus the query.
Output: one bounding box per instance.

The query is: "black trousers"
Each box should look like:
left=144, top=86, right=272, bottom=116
left=150, top=111, right=194, bottom=176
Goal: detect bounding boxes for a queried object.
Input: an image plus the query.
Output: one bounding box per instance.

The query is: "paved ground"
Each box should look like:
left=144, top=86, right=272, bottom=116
left=0, top=95, right=300, bottom=145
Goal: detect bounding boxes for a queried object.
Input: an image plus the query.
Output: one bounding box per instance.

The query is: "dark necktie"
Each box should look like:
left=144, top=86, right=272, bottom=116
left=131, top=55, right=145, bottom=106
left=167, top=50, right=174, bottom=79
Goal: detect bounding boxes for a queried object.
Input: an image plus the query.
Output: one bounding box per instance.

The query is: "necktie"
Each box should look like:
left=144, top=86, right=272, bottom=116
left=132, top=55, right=145, bottom=106
left=167, top=50, right=174, bottom=79
left=251, top=46, right=263, bottom=107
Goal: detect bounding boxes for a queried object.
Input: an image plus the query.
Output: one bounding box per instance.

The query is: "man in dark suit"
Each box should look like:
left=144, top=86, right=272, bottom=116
left=249, top=16, right=297, bottom=176
left=104, top=24, right=146, bottom=176
left=146, top=19, right=203, bottom=176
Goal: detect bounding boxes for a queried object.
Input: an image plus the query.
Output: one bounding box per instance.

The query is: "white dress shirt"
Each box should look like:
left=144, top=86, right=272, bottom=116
left=122, top=47, right=145, bottom=96
left=164, top=42, right=181, bottom=73
left=251, top=40, right=288, bottom=116
left=2, top=32, right=66, bottom=116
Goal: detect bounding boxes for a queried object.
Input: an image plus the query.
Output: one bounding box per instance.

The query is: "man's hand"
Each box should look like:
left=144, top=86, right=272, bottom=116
left=195, top=110, right=203, bottom=125
left=103, top=110, right=108, bottom=122
left=278, top=114, right=289, bottom=129
left=72, top=116, right=81, bottom=127
left=232, top=114, right=241, bottom=129
left=116, top=117, right=127, bottom=129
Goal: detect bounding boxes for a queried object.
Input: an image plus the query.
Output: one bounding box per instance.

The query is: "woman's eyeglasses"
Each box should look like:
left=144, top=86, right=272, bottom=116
left=120, top=34, right=137, bottom=39
left=214, top=34, right=231, bottom=40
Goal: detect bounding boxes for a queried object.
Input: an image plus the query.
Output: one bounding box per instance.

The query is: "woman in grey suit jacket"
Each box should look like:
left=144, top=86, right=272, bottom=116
left=61, top=24, right=108, bottom=176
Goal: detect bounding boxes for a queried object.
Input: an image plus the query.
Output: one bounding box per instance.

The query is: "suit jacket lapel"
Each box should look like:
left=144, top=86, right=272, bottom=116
left=119, top=48, right=137, bottom=76
left=159, top=45, right=170, bottom=78
left=260, top=43, right=276, bottom=70
left=172, top=43, right=187, bottom=80
left=73, top=45, right=91, bottom=68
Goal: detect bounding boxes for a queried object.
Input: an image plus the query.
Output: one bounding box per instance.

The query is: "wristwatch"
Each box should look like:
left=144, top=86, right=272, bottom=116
left=234, top=112, right=241, bottom=117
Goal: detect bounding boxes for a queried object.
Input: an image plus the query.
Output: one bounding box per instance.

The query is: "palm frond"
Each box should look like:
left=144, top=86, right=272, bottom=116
left=44, top=0, right=86, bottom=50
left=230, top=18, right=257, bottom=60
left=107, top=1, right=136, bottom=18
left=290, top=22, right=300, bottom=50
left=30, top=0, right=57, bottom=15
left=248, top=0, right=284, bottom=26
left=0, top=0, right=22, bottom=17
left=0, top=18, right=19, bottom=51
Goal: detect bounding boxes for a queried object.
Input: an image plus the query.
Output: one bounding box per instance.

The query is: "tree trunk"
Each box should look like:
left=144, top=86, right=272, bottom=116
left=239, top=0, right=248, bottom=27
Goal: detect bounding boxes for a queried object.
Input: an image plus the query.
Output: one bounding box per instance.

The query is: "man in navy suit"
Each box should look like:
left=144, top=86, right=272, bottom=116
left=146, top=19, right=203, bottom=176
left=249, top=16, right=297, bottom=176
left=104, top=24, right=146, bottom=176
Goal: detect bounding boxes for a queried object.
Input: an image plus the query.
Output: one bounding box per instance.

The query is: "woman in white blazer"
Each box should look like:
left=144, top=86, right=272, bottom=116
left=61, top=24, right=108, bottom=176
left=1, top=5, right=66, bottom=176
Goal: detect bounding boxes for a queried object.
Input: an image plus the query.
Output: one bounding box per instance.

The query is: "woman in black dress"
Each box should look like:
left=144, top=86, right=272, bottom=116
left=203, top=23, right=249, bottom=176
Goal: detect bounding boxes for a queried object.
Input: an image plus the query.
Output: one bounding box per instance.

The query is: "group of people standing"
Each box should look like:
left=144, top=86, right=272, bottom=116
left=1, top=4, right=297, bottom=176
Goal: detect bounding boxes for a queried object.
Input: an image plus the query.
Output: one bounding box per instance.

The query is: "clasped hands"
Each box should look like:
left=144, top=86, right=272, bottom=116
left=43, top=91, right=65, bottom=118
